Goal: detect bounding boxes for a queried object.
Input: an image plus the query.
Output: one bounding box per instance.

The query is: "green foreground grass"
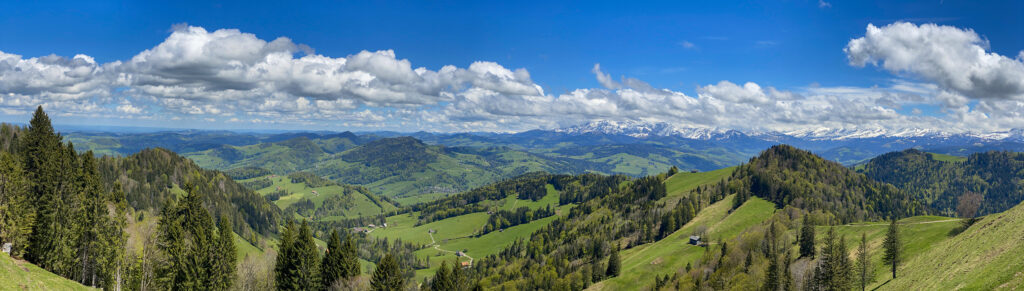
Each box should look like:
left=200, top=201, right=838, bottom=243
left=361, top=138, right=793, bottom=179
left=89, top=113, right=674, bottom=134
left=881, top=203, right=1024, bottom=290
left=0, top=253, right=93, bottom=291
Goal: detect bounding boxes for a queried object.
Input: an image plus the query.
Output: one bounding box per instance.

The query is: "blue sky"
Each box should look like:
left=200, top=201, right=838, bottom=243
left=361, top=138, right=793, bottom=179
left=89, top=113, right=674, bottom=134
left=0, top=0, right=1022, bottom=133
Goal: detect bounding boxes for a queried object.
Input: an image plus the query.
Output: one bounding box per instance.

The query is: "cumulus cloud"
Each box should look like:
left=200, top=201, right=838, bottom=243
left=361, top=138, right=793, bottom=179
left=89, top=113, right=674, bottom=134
left=1, top=23, right=1023, bottom=133
left=846, top=22, right=1024, bottom=100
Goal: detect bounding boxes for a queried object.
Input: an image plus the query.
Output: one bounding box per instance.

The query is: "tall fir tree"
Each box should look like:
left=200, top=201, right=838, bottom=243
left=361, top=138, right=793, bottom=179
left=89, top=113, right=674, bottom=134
left=275, top=220, right=299, bottom=290
left=294, top=221, right=321, bottom=290
left=23, top=106, right=79, bottom=277
left=213, top=216, right=237, bottom=290
left=432, top=260, right=454, bottom=291
left=156, top=181, right=230, bottom=290
left=341, top=233, right=361, bottom=278
left=606, top=246, right=621, bottom=277
left=799, top=215, right=816, bottom=258
left=97, top=182, right=128, bottom=291
left=855, top=232, right=873, bottom=291
left=371, top=253, right=405, bottom=291
left=0, top=151, right=34, bottom=258
left=882, top=219, right=901, bottom=279
left=321, top=229, right=346, bottom=289
left=77, top=152, right=105, bottom=286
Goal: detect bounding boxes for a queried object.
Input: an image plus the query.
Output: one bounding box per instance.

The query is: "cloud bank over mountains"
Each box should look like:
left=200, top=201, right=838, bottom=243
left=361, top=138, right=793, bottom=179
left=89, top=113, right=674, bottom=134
left=0, top=22, right=1022, bottom=134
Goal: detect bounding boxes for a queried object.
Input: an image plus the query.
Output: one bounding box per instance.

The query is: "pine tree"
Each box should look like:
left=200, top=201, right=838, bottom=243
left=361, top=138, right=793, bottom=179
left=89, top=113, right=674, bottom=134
left=0, top=151, right=34, bottom=258
left=451, top=259, right=466, bottom=290
left=371, top=253, right=405, bottom=291
left=214, top=216, right=237, bottom=290
left=23, top=108, right=77, bottom=276
left=102, top=182, right=128, bottom=291
left=855, top=232, right=872, bottom=291
left=799, top=215, right=816, bottom=258
left=432, top=260, right=454, bottom=291
left=28, top=141, right=83, bottom=279
left=341, top=233, right=361, bottom=278
left=816, top=227, right=851, bottom=290
left=275, top=220, right=299, bottom=290
left=606, top=247, right=621, bottom=277
left=156, top=181, right=225, bottom=290
left=294, top=221, right=321, bottom=290
left=77, top=152, right=105, bottom=286
left=882, top=219, right=901, bottom=279
left=321, top=229, right=345, bottom=289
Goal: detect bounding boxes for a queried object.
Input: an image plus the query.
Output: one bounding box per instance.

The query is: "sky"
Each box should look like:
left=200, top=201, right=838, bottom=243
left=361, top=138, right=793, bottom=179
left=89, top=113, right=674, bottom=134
left=0, top=0, right=1022, bottom=133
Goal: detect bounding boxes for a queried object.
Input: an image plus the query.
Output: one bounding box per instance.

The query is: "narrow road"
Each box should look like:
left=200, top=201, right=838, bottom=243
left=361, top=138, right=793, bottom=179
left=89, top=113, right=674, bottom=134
left=428, top=232, right=474, bottom=265
left=838, top=219, right=960, bottom=227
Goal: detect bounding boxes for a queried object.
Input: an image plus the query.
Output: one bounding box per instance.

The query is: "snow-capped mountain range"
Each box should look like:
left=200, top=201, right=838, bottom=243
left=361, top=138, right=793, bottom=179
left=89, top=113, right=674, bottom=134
left=556, top=120, right=1024, bottom=142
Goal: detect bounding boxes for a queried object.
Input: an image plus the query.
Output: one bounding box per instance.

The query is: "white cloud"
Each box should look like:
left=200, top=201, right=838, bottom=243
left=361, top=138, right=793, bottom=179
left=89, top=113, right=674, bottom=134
left=846, top=22, right=1024, bottom=100
left=0, top=24, right=1023, bottom=134
left=818, top=0, right=832, bottom=8
left=591, top=64, right=620, bottom=89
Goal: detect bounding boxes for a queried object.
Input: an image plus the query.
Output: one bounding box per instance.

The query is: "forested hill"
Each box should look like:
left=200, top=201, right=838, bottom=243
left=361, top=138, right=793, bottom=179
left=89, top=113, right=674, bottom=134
left=860, top=149, right=1024, bottom=217
left=722, top=145, right=922, bottom=223
left=97, top=147, right=281, bottom=240
left=0, top=122, right=280, bottom=241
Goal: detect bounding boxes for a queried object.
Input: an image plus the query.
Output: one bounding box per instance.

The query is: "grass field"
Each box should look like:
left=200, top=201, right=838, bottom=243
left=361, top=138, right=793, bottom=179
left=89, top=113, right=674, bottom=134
left=371, top=184, right=570, bottom=282
left=927, top=152, right=968, bottom=162
left=882, top=203, right=1024, bottom=290
left=245, top=175, right=397, bottom=218
left=593, top=193, right=965, bottom=291
left=663, top=166, right=735, bottom=198
left=0, top=253, right=93, bottom=291
left=824, top=216, right=960, bottom=290
left=594, top=195, right=773, bottom=290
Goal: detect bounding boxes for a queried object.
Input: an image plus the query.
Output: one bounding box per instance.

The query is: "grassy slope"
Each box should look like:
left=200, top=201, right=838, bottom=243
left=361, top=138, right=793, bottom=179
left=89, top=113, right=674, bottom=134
left=827, top=216, right=960, bottom=290
left=246, top=175, right=396, bottom=218
left=371, top=184, right=567, bottom=282
left=663, top=167, right=736, bottom=199
left=882, top=203, right=1024, bottom=290
left=0, top=253, right=93, bottom=291
left=595, top=195, right=774, bottom=290
left=927, top=152, right=968, bottom=162
left=591, top=167, right=740, bottom=290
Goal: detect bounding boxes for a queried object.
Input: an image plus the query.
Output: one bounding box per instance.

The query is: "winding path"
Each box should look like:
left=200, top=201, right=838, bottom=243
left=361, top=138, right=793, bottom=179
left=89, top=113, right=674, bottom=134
left=837, top=219, right=961, bottom=227
left=428, top=231, right=474, bottom=265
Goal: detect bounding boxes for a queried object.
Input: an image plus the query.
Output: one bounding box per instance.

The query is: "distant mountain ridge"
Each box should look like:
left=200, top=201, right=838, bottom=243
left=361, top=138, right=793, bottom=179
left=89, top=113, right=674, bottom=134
left=557, top=120, right=1024, bottom=142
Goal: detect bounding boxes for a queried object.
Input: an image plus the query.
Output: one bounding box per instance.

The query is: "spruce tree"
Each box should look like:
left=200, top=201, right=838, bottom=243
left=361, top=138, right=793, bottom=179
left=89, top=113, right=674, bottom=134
left=28, top=141, right=82, bottom=278
left=214, top=216, right=237, bottom=290
left=77, top=152, right=105, bottom=286
left=451, top=259, right=466, bottom=290
left=156, top=181, right=224, bottom=290
left=432, top=260, right=454, bottom=291
left=99, top=182, right=128, bottom=291
left=321, top=229, right=345, bottom=289
left=294, top=221, right=321, bottom=290
left=882, top=219, right=901, bottom=279
left=855, top=232, right=872, bottom=291
left=0, top=151, right=34, bottom=258
left=606, top=247, right=621, bottom=277
left=341, top=233, right=360, bottom=278
left=799, top=215, right=816, bottom=258
left=275, top=220, right=299, bottom=290
left=371, top=253, right=405, bottom=291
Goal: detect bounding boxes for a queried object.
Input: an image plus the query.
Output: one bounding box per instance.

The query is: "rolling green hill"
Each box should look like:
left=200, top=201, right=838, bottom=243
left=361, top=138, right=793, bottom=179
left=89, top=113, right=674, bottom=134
left=883, top=202, right=1024, bottom=290
left=186, top=136, right=589, bottom=202
left=860, top=149, right=1024, bottom=216
left=241, top=172, right=397, bottom=220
